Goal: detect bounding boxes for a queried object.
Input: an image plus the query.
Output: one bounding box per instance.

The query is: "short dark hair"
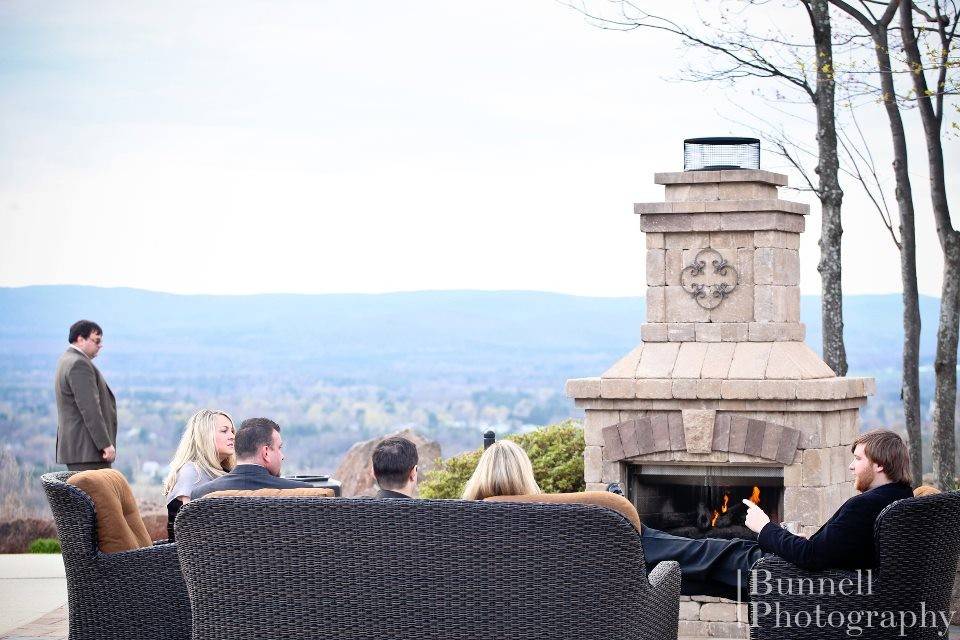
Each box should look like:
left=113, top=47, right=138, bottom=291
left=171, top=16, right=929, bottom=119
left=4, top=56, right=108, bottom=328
left=372, top=437, right=418, bottom=489
left=69, top=320, right=102, bottom=344
left=853, top=428, right=912, bottom=486
left=235, top=418, right=280, bottom=459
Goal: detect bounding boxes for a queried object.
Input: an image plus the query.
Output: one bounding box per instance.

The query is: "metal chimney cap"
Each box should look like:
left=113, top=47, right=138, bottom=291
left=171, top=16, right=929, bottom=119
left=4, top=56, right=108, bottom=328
left=683, top=136, right=760, bottom=145
left=684, top=137, right=760, bottom=171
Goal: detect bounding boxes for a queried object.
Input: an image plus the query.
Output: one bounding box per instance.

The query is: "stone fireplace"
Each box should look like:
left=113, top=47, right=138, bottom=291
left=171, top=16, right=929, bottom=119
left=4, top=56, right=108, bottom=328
left=565, top=167, right=875, bottom=638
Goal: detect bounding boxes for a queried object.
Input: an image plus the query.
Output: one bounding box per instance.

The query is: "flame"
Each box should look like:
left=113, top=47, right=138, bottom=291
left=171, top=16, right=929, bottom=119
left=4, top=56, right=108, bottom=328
left=750, top=486, right=761, bottom=505
left=711, top=493, right=731, bottom=527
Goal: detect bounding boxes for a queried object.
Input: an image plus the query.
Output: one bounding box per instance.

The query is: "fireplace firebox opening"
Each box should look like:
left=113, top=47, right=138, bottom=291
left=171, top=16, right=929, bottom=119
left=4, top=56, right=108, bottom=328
left=627, top=464, right=784, bottom=540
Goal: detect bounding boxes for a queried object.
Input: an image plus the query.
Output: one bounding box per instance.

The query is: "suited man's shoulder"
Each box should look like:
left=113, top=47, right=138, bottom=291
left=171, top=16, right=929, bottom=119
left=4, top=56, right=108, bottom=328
left=58, top=348, right=93, bottom=371
left=274, top=476, right=315, bottom=489
left=56, top=348, right=77, bottom=367
left=190, top=469, right=312, bottom=498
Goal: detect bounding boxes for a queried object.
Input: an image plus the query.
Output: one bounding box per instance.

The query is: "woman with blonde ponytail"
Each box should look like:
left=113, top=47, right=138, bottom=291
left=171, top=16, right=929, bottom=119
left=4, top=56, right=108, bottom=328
left=461, top=440, right=540, bottom=501
left=162, top=409, right=236, bottom=540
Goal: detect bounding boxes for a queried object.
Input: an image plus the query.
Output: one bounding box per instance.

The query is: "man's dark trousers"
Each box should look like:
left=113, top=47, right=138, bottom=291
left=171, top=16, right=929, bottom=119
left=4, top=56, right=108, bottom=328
left=66, top=461, right=111, bottom=471
left=641, top=527, right=764, bottom=599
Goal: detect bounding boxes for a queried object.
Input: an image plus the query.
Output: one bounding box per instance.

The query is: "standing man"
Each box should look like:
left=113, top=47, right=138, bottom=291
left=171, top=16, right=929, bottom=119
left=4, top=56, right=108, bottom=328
left=371, top=436, right=419, bottom=498
left=55, top=320, right=117, bottom=471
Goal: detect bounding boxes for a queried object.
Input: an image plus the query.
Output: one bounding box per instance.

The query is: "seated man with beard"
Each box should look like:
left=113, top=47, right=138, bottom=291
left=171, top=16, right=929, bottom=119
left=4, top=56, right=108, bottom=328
left=640, top=429, right=914, bottom=597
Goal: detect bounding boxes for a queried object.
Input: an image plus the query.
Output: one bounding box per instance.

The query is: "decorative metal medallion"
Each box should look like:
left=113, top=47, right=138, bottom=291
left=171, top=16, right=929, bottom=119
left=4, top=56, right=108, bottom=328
left=680, top=248, right=739, bottom=309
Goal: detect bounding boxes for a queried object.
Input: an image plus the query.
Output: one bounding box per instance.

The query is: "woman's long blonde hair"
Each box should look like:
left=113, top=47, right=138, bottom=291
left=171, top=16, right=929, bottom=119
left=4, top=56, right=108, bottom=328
left=461, top=440, right=541, bottom=500
left=162, top=409, right=236, bottom=497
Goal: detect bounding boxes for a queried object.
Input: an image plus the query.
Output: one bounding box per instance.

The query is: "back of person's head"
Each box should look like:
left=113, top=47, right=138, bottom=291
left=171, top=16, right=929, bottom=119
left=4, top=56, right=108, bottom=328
left=372, top=437, right=418, bottom=490
left=162, top=409, right=236, bottom=496
left=68, top=319, right=102, bottom=343
left=462, top=440, right=540, bottom=501
left=235, top=418, right=281, bottom=461
left=852, top=428, right=912, bottom=486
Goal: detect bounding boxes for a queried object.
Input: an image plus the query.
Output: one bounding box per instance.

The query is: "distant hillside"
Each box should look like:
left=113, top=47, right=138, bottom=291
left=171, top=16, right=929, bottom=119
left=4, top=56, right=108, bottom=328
left=0, top=286, right=649, bottom=390
left=0, top=286, right=941, bottom=379
left=0, top=286, right=946, bottom=510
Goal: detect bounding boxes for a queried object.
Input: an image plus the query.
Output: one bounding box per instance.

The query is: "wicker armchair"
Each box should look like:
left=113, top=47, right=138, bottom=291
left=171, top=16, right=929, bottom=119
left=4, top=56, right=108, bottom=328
left=176, top=496, right=681, bottom=640
left=751, top=490, right=960, bottom=640
left=40, top=471, right=191, bottom=640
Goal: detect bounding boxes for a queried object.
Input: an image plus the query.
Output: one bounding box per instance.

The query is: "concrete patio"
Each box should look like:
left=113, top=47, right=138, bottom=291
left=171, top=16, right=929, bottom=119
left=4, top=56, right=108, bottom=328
left=0, top=554, right=957, bottom=640
left=0, top=555, right=66, bottom=638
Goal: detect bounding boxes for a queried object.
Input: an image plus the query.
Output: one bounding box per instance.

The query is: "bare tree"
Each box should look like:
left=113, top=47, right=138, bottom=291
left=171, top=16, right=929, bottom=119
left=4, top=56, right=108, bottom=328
left=827, top=0, right=923, bottom=483
left=808, top=0, right=849, bottom=378
left=900, top=0, right=960, bottom=489
left=564, top=0, right=850, bottom=376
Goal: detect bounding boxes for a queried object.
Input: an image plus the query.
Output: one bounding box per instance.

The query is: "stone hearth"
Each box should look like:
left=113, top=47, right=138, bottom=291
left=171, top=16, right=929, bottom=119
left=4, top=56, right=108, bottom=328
left=565, top=168, right=875, bottom=638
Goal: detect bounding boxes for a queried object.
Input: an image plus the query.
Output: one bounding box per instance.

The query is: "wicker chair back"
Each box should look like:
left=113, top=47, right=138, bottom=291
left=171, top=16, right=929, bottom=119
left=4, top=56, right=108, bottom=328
left=41, top=471, right=191, bottom=640
left=41, top=471, right=99, bottom=558
left=750, top=490, right=960, bottom=640
left=872, top=491, right=960, bottom=617
left=176, top=496, right=681, bottom=640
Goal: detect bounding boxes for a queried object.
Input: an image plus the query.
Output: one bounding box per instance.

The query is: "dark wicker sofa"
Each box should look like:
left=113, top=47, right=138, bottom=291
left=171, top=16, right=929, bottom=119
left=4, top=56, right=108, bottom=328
left=750, top=490, right=960, bottom=640
left=175, top=496, right=681, bottom=640
left=41, top=471, right=191, bottom=640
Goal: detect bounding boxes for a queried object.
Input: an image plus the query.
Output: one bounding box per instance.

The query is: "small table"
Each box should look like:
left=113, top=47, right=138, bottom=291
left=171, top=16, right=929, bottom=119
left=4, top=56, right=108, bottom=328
left=284, top=474, right=342, bottom=496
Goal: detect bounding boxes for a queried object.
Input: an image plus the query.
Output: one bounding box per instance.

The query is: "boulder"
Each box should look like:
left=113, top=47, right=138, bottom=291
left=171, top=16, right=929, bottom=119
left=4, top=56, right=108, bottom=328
left=334, top=429, right=441, bottom=497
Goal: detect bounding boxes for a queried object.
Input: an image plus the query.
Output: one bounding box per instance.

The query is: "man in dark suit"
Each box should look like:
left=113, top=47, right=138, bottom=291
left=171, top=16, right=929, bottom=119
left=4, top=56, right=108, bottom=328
left=55, top=320, right=117, bottom=471
left=372, top=436, right=419, bottom=498
left=641, top=429, right=914, bottom=598
left=191, top=418, right=313, bottom=498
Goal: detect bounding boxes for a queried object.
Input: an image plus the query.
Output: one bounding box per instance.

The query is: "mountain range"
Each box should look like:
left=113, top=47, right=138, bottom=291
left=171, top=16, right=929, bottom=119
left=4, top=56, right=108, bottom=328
left=0, top=286, right=944, bottom=485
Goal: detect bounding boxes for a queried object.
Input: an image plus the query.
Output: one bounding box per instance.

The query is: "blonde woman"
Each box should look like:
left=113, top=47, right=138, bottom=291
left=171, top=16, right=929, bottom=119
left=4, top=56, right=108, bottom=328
left=162, top=409, right=236, bottom=540
left=462, top=440, right=540, bottom=500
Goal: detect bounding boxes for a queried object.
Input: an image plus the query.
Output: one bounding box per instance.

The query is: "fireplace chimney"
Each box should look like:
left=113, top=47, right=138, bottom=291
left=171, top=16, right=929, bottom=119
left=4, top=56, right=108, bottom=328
left=565, top=149, right=876, bottom=637
left=565, top=152, right=875, bottom=539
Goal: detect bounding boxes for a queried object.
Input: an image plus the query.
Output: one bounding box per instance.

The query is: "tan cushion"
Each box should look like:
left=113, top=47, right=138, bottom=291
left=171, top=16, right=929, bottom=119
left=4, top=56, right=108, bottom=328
left=485, top=491, right=642, bottom=532
left=204, top=488, right=334, bottom=498
left=913, top=485, right=941, bottom=497
left=67, top=469, right=152, bottom=553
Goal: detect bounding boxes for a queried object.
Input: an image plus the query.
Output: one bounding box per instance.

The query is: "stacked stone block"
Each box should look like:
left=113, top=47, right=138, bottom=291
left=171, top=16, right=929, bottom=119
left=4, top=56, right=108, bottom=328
left=678, top=596, right=750, bottom=638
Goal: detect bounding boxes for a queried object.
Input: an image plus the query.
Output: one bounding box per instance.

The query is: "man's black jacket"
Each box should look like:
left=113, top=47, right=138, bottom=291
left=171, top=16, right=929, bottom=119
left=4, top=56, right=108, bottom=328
left=758, top=482, right=913, bottom=570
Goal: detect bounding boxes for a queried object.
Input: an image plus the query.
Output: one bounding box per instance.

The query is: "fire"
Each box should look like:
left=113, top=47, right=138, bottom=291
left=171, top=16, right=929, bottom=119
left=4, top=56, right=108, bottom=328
left=710, top=493, right=731, bottom=527
left=710, top=489, right=757, bottom=528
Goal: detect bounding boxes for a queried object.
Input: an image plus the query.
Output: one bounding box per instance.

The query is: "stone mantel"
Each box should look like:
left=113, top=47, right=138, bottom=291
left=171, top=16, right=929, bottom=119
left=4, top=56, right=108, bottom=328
left=600, top=414, right=801, bottom=464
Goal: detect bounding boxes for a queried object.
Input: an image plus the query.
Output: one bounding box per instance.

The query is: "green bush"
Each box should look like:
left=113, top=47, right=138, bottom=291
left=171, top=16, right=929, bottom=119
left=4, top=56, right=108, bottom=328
left=28, top=538, right=61, bottom=554
left=420, top=420, right=585, bottom=499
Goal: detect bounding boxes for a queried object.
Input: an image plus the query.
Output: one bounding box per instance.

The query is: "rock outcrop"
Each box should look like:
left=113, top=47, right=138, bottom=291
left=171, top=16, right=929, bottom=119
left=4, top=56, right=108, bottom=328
left=333, top=428, right=441, bottom=497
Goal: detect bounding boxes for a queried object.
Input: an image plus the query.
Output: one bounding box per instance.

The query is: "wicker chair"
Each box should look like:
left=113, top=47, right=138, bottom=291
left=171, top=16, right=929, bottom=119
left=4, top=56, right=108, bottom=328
left=751, top=490, right=960, bottom=640
left=40, top=471, right=191, bottom=640
left=176, top=496, right=681, bottom=640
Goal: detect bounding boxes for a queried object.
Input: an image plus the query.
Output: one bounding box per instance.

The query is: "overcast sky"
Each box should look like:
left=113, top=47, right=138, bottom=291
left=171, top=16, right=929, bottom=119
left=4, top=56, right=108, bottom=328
left=0, top=1, right=955, bottom=297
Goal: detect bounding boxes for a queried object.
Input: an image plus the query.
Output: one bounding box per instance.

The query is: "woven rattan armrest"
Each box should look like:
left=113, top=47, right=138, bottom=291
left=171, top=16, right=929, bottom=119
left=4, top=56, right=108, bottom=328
left=750, top=555, right=880, bottom=640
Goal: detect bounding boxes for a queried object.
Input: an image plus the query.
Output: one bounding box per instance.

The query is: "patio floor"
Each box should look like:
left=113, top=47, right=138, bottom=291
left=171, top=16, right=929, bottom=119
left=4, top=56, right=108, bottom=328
left=0, top=555, right=66, bottom=638
left=0, top=606, right=66, bottom=640
left=0, top=555, right=957, bottom=640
